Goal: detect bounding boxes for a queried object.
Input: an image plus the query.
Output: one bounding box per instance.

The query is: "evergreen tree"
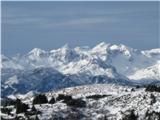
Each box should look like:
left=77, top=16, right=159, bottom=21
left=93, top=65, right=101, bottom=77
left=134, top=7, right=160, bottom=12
left=15, top=98, right=29, bottom=114
left=49, top=97, right=56, bottom=104
left=33, top=94, right=48, bottom=104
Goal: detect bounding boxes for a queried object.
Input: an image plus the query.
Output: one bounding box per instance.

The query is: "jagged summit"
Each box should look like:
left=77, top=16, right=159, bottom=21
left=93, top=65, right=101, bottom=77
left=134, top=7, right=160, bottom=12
left=91, top=42, right=110, bottom=54
left=57, top=44, right=73, bottom=55
left=28, top=48, right=46, bottom=56
left=61, top=43, right=70, bottom=49
left=93, top=42, right=110, bottom=48
left=50, top=44, right=70, bottom=53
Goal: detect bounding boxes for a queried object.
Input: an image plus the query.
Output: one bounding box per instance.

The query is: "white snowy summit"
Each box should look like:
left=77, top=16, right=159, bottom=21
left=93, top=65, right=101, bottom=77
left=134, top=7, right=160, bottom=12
left=1, top=42, right=160, bottom=96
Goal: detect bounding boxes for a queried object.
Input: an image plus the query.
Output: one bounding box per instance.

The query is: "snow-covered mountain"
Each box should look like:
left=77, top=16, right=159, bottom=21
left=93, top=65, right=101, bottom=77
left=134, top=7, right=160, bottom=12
left=1, top=42, right=160, bottom=96
left=2, top=42, right=159, bottom=78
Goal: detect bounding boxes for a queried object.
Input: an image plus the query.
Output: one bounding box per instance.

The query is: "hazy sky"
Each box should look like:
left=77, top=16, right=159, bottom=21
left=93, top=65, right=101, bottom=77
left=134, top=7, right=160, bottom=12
left=2, top=1, right=159, bottom=56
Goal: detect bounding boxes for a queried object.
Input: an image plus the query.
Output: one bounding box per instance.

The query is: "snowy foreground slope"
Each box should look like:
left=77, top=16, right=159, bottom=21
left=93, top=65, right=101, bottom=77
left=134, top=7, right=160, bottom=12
left=1, top=84, right=160, bottom=120
left=1, top=42, right=160, bottom=96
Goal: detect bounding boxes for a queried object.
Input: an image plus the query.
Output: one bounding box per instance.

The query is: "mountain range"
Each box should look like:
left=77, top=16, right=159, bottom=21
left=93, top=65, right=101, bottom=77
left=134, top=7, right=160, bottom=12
left=1, top=42, right=160, bottom=97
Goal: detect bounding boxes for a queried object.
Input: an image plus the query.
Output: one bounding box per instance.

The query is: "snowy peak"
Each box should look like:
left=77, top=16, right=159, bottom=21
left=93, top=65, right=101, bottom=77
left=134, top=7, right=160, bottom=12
left=92, top=42, right=110, bottom=53
left=28, top=48, right=46, bottom=57
left=94, top=42, right=110, bottom=48
left=50, top=44, right=70, bottom=53
left=57, top=44, right=74, bottom=56
left=109, top=44, right=132, bottom=55
left=92, top=42, right=132, bottom=53
left=91, top=42, right=134, bottom=62
left=60, top=44, right=70, bottom=50
left=50, top=44, right=79, bottom=63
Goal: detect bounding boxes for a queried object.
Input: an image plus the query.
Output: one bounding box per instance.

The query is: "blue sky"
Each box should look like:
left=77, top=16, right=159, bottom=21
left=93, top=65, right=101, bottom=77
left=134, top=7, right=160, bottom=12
left=2, top=1, right=159, bottom=56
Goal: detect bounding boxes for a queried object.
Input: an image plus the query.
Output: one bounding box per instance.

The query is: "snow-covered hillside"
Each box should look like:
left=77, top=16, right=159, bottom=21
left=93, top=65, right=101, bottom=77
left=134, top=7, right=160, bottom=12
left=1, top=84, right=160, bottom=120
left=1, top=42, right=160, bottom=96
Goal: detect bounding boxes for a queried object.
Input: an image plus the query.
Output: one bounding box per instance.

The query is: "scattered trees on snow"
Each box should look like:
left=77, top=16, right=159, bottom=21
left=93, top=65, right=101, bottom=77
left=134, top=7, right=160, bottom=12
left=145, top=85, right=160, bottom=92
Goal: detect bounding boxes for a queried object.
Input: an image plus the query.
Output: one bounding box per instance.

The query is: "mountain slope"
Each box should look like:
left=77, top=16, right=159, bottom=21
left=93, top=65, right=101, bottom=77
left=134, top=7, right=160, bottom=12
left=1, top=67, right=132, bottom=97
left=128, top=62, right=160, bottom=83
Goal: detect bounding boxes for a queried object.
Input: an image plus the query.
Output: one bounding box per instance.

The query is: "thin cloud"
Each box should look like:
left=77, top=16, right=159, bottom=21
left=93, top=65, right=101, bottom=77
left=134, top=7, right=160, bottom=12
left=54, top=18, right=108, bottom=26
left=2, top=5, right=146, bottom=27
left=2, top=15, right=120, bottom=28
left=2, top=17, right=48, bottom=25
